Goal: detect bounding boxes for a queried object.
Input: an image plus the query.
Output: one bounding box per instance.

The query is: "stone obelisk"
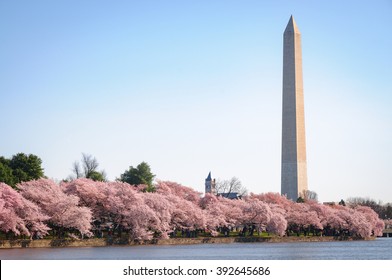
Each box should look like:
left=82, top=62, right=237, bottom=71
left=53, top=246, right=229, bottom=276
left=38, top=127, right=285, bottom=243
left=281, top=15, right=308, bottom=201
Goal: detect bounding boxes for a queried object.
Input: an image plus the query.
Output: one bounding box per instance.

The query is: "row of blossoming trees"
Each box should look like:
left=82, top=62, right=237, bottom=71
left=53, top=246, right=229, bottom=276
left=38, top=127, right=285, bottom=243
left=0, top=179, right=385, bottom=241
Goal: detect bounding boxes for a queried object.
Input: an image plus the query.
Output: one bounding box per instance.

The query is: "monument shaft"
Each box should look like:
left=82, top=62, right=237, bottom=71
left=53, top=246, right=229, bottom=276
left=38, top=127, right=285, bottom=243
left=281, top=16, right=308, bottom=200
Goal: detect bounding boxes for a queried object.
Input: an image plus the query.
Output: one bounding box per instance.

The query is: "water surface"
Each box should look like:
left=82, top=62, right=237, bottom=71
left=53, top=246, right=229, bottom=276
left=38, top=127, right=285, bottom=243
left=1, top=238, right=391, bottom=260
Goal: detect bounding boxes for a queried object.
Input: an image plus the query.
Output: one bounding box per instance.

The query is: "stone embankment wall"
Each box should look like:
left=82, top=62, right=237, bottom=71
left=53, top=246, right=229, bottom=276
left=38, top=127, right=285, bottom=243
left=0, top=238, right=107, bottom=249
left=0, top=235, right=370, bottom=249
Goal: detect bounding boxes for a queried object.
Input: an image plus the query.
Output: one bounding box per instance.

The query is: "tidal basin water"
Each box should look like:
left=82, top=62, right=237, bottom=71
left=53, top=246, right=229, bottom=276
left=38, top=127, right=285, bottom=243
left=1, top=238, right=391, bottom=260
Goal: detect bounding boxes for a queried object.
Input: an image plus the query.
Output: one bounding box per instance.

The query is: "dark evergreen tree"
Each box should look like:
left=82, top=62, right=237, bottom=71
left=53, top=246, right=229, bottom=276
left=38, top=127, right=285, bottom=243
left=119, top=162, right=155, bottom=192
left=0, top=153, right=45, bottom=188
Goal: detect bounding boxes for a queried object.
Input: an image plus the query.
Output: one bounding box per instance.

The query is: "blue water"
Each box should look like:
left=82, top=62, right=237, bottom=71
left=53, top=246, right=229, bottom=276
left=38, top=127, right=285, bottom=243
left=1, top=238, right=391, bottom=260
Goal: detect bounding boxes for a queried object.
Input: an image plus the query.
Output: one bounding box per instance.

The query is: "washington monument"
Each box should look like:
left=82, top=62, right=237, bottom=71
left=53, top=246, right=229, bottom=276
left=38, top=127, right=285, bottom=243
left=281, top=16, right=308, bottom=201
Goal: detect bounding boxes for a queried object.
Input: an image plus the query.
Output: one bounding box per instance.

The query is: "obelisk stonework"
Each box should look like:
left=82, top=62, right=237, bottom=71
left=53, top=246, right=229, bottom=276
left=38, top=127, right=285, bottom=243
left=281, top=15, right=308, bottom=201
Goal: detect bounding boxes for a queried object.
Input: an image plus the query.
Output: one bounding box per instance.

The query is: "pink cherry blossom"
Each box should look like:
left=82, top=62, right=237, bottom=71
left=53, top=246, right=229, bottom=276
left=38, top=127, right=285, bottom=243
left=18, top=179, right=92, bottom=236
left=0, top=182, right=49, bottom=237
left=156, top=181, right=202, bottom=205
left=266, top=204, right=287, bottom=236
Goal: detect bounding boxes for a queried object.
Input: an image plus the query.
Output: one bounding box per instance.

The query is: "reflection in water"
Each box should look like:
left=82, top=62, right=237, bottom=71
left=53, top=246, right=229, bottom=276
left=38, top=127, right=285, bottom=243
left=0, top=238, right=391, bottom=260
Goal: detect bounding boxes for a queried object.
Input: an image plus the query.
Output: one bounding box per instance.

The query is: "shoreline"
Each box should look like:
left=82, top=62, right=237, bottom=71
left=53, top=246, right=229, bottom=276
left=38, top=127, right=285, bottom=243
left=0, top=235, right=375, bottom=249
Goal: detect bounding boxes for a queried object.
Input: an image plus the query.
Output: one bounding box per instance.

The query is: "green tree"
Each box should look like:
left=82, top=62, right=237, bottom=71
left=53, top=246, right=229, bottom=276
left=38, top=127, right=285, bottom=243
left=119, top=162, right=155, bottom=192
left=87, top=170, right=106, bottom=182
left=0, top=157, right=15, bottom=186
left=0, top=153, right=45, bottom=187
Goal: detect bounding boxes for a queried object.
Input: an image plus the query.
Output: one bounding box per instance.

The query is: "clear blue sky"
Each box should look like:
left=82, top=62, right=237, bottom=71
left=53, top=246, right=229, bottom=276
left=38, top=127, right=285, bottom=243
left=1, top=0, right=391, bottom=203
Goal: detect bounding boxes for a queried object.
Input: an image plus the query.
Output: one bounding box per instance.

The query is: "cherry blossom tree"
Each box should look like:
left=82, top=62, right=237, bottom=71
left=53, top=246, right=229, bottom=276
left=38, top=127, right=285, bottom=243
left=0, top=186, right=25, bottom=236
left=101, top=181, right=163, bottom=240
left=154, top=181, right=206, bottom=234
left=141, top=192, right=173, bottom=239
left=18, top=198, right=51, bottom=238
left=242, top=198, right=272, bottom=233
left=355, top=206, right=385, bottom=237
left=285, top=202, right=322, bottom=235
left=330, top=205, right=352, bottom=234
left=266, top=204, right=287, bottom=236
left=330, top=205, right=372, bottom=238
left=62, top=178, right=107, bottom=230
left=0, top=182, right=49, bottom=237
left=307, top=201, right=332, bottom=230
left=247, top=193, right=290, bottom=236
left=218, top=197, right=244, bottom=228
left=156, top=181, right=202, bottom=205
left=164, top=193, right=206, bottom=231
left=18, top=179, right=92, bottom=236
left=199, top=193, right=219, bottom=209
left=350, top=210, right=372, bottom=238
left=3, top=176, right=386, bottom=242
left=200, top=194, right=228, bottom=236
left=251, top=192, right=291, bottom=208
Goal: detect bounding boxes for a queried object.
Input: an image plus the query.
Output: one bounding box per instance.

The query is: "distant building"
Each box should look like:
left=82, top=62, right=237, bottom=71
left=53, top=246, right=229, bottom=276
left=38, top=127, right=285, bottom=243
left=217, top=193, right=242, bottom=200
left=205, top=172, right=216, bottom=195
left=205, top=172, right=242, bottom=199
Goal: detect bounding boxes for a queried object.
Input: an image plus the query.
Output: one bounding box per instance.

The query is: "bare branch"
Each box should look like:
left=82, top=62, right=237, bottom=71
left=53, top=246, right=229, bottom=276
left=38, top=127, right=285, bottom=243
left=82, top=153, right=99, bottom=177
left=72, top=161, right=82, bottom=179
left=215, top=177, right=247, bottom=198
